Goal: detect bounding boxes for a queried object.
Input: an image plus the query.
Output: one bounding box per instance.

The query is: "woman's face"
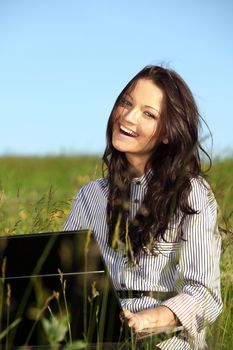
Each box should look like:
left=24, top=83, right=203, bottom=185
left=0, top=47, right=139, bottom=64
left=112, top=78, right=167, bottom=175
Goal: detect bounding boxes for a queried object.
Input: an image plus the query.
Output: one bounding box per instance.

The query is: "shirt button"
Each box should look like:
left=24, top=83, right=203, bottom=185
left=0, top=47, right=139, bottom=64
left=134, top=199, right=139, bottom=204
left=120, top=282, right=126, bottom=288
left=135, top=181, right=141, bottom=185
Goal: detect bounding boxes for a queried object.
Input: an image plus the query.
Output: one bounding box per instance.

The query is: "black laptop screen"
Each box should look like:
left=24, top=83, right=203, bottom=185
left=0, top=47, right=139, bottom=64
left=0, top=230, right=131, bottom=349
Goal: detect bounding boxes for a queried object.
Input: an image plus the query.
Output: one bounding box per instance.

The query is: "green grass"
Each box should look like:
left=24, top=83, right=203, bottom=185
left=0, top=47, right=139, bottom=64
left=0, top=155, right=232, bottom=349
left=0, top=155, right=102, bottom=234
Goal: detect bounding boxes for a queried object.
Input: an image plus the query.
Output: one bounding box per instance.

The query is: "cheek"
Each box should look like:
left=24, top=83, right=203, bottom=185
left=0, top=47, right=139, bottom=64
left=139, top=123, right=160, bottom=150
left=109, top=111, right=119, bottom=132
left=140, top=121, right=158, bottom=138
left=112, top=118, right=119, bottom=134
left=111, top=110, right=120, bottom=126
left=114, top=106, right=126, bottom=121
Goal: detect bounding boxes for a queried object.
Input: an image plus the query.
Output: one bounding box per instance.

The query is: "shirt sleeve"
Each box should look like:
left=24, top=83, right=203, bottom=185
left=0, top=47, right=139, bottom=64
left=161, top=178, right=222, bottom=338
left=64, top=191, right=83, bottom=231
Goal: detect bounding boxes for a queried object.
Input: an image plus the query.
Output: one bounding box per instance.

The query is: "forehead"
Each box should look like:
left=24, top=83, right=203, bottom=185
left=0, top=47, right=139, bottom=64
left=126, top=78, right=164, bottom=110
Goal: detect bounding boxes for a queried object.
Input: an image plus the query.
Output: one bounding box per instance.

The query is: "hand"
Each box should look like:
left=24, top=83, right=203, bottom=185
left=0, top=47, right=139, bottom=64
left=123, top=306, right=179, bottom=333
left=123, top=308, right=151, bottom=332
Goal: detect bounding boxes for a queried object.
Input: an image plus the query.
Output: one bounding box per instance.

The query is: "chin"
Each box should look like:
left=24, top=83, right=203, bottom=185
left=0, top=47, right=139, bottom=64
left=112, top=139, right=126, bottom=153
left=112, top=144, right=126, bottom=153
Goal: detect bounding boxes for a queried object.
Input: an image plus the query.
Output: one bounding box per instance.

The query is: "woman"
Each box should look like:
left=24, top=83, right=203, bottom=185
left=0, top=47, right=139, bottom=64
left=64, top=65, right=222, bottom=349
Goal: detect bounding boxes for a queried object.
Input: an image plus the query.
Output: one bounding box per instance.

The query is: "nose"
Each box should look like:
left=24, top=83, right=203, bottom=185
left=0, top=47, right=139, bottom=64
left=122, top=107, right=139, bottom=124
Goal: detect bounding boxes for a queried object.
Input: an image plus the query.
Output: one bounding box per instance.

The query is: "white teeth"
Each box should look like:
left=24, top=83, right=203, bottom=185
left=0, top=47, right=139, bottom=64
left=120, top=125, right=138, bottom=137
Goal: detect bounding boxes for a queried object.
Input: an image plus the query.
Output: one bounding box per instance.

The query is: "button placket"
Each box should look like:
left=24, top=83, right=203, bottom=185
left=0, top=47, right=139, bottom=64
left=119, top=255, right=128, bottom=289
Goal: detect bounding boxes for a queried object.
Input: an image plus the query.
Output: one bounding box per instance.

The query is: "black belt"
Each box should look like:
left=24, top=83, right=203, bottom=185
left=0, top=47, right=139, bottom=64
left=116, top=290, right=176, bottom=301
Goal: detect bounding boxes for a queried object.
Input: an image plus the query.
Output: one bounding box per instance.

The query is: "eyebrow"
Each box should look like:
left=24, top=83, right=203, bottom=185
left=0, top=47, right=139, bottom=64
left=124, top=92, right=161, bottom=115
left=144, top=105, right=161, bottom=115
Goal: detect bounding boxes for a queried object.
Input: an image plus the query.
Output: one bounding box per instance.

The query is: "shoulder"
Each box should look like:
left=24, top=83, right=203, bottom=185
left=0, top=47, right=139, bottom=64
left=190, top=176, right=210, bottom=196
left=77, top=177, right=109, bottom=199
left=189, top=176, right=217, bottom=213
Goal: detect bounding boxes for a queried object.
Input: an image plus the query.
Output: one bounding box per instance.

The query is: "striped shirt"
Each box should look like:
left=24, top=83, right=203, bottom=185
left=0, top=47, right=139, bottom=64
left=64, top=173, right=222, bottom=349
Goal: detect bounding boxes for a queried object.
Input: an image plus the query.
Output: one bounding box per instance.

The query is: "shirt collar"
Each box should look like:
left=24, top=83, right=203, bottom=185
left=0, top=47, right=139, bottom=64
left=131, top=169, right=153, bottom=189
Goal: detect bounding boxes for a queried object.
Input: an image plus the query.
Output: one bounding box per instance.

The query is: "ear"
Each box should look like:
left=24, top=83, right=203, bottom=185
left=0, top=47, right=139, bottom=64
left=162, top=136, right=169, bottom=144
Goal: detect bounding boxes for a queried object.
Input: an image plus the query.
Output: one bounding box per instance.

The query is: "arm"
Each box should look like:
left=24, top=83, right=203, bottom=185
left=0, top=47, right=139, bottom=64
left=124, top=179, right=222, bottom=337
left=160, top=179, right=222, bottom=337
left=64, top=191, right=83, bottom=231
left=64, top=180, right=106, bottom=232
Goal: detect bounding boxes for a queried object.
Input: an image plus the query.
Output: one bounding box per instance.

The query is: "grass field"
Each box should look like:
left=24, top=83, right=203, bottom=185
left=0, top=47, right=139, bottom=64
left=0, top=156, right=102, bottom=234
left=0, top=155, right=232, bottom=349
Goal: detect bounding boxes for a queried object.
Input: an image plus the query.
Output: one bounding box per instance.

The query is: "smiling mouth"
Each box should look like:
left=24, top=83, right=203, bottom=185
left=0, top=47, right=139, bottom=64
left=119, top=125, right=138, bottom=137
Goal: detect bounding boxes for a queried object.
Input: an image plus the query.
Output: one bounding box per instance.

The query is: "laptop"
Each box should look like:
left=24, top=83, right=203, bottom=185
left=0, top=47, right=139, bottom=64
left=0, top=230, right=135, bottom=349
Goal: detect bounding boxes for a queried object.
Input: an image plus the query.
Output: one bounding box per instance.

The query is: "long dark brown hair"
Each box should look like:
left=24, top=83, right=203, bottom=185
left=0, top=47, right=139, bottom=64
left=102, top=65, right=211, bottom=257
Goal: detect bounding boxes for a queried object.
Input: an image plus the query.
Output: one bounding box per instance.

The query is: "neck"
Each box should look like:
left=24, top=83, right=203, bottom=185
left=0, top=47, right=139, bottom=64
left=125, top=154, right=148, bottom=177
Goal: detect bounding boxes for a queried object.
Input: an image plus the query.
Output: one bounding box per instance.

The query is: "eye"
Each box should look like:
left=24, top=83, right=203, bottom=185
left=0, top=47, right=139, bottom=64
left=120, top=97, right=132, bottom=107
left=144, top=111, right=156, bottom=119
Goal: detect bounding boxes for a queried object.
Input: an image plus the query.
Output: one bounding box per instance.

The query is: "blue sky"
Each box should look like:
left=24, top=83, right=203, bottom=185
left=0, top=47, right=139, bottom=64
left=0, top=0, right=232, bottom=157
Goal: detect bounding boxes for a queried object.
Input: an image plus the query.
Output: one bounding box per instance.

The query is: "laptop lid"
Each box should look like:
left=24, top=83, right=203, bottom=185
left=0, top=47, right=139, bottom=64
left=0, top=230, right=132, bottom=349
